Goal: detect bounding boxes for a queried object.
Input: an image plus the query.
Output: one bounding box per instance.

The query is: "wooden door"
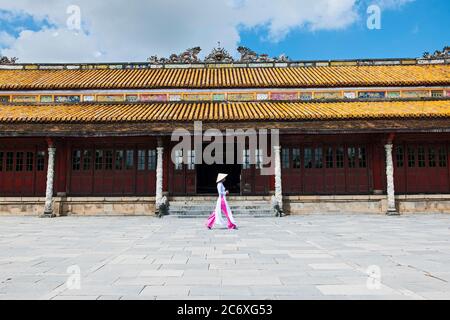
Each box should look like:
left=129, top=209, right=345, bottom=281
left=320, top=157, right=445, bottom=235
left=34, top=149, right=47, bottom=196
left=346, top=145, right=370, bottom=194
left=324, top=146, right=336, bottom=194
left=92, top=149, right=114, bottom=195
left=13, top=151, right=35, bottom=196
left=393, top=144, right=407, bottom=194
left=136, top=149, right=157, bottom=196
left=2, top=151, right=14, bottom=195
left=70, top=149, right=94, bottom=195
left=169, top=149, right=197, bottom=195
left=240, top=149, right=253, bottom=195
left=334, top=146, right=346, bottom=194
left=281, top=147, right=302, bottom=194
left=0, top=148, right=47, bottom=196
left=403, top=144, right=450, bottom=194
left=239, top=148, right=271, bottom=195
left=303, top=146, right=326, bottom=194
left=112, top=149, right=135, bottom=195
left=0, top=151, right=4, bottom=194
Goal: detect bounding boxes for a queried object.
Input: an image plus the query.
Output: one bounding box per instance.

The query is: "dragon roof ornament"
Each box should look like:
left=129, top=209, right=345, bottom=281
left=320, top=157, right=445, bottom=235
left=0, top=56, right=18, bottom=65
left=237, top=46, right=290, bottom=63
left=147, top=46, right=291, bottom=64
left=147, top=47, right=201, bottom=64
left=423, top=46, right=449, bottom=59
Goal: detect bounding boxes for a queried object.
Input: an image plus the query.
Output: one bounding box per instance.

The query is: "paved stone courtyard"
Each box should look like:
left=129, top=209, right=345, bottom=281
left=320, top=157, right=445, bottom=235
left=0, top=214, right=449, bottom=300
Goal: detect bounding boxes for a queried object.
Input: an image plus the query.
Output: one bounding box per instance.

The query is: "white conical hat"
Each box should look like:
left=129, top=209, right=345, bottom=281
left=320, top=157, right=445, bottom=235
left=216, top=173, right=228, bottom=183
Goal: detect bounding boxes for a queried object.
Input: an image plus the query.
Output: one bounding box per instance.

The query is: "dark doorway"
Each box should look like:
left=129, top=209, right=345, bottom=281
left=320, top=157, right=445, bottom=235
left=197, top=144, right=241, bottom=195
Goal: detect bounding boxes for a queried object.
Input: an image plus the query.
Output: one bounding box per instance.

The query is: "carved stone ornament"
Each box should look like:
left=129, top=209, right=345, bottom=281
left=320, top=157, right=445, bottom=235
left=423, top=46, right=449, bottom=59
left=237, top=46, right=258, bottom=62
left=148, top=47, right=202, bottom=64
left=237, top=46, right=291, bottom=63
left=147, top=46, right=290, bottom=64
left=0, top=56, right=18, bottom=65
left=204, top=46, right=235, bottom=63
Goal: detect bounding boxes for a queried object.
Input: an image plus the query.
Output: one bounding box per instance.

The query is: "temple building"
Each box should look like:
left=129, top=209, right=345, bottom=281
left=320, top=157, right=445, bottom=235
left=0, top=46, right=449, bottom=217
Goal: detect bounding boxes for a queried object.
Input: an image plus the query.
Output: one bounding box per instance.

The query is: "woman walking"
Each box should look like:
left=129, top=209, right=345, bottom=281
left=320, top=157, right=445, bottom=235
left=206, top=173, right=238, bottom=230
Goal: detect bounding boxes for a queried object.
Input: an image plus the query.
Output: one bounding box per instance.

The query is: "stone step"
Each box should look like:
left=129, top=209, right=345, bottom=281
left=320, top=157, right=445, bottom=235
left=169, top=210, right=275, bottom=215
left=165, top=212, right=276, bottom=218
left=166, top=198, right=274, bottom=218
left=168, top=209, right=274, bottom=213
left=169, top=205, right=272, bottom=210
left=168, top=210, right=274, bottom=212
left=168, top=206, right=272, bottom=211
left=168, top=210, right=275, bottom=216
left=168, top=202, right=271, bottom=206
left=169, top=197, right=270, bottom=200
left=167, top=215, right=275, bottom=219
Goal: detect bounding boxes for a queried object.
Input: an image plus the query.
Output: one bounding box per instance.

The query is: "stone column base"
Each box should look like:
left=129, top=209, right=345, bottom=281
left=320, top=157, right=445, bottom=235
left=387, top=209, right=400, bottom=216
left=40, top=212, right=56, bottom=218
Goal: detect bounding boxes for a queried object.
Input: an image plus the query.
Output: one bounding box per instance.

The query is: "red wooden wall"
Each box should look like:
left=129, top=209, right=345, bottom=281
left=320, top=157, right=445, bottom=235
left=393, top=134, right=450, bottom=194
left=1, top=133, right=449, bottom=198
left=280, top=134, right=375, bottom=195
left=68, top=138, right=158, bottom=196
left=0, top=138, right=48, bottom=196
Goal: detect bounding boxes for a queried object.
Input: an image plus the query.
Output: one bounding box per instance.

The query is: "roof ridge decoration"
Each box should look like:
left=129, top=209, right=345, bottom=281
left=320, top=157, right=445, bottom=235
left=147, top=46, right=291, bottom=64
left=205, top=46, right=235, bottom=63
left=0, top=46, right=448, bottom=68
left=237, top=46, right=290, bottom=63
left=423, top=46, right=449, bottom=59
left=0, top=56, right=18, bottom=65
left=148, top=47, right=202, bottom=64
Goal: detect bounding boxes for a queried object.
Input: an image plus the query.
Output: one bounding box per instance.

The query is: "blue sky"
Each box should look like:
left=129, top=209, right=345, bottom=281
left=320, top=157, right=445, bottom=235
left=0, top=0, right=448, bottom=62
left=239, top=0, right=449, bottom=60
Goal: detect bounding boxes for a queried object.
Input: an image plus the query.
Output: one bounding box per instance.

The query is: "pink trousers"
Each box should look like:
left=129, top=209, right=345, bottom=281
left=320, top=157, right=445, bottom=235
left=206, top=197, right=237, bottom=229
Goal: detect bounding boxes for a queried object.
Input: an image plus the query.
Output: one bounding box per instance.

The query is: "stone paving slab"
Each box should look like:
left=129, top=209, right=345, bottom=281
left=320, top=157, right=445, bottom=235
left=0, top=215, right=449, bottom=300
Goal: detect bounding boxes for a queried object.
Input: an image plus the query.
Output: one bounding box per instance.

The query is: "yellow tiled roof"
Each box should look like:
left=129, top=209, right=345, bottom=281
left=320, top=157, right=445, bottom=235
left=1, top=100, right=449, bottom=123
left=0, top=65, right=449, bottom=90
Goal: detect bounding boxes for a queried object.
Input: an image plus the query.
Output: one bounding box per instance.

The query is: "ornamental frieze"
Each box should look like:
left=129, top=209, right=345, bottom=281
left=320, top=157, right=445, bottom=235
left=1, top=88, right=448, bottom=105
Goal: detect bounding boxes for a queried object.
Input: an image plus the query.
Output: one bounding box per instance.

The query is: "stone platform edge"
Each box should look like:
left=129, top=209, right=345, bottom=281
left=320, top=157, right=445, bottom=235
left=0, top=196, right=156, bottom=216
left=1, top=195, right=450, bottom=216
left=285, top=195, right=450, bottom=215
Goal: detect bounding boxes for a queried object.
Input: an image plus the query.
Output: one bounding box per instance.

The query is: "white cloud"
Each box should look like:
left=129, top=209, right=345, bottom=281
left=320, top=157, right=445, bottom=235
left=2, top=28, right=103, bottom=61
left=0, top=0, right=414, bottom=62
left=0, top=31, right=15, bottom=48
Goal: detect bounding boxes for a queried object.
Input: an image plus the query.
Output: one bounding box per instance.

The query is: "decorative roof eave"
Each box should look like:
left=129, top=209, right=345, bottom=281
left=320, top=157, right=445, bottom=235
left=1, top=100, right=450, bottom=124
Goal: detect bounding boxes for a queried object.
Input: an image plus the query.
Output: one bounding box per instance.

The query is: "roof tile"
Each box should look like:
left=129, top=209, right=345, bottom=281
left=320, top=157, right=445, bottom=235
left=1, top=100, right=449, bottom=123
left=0, top=65, right=448, bottom=90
